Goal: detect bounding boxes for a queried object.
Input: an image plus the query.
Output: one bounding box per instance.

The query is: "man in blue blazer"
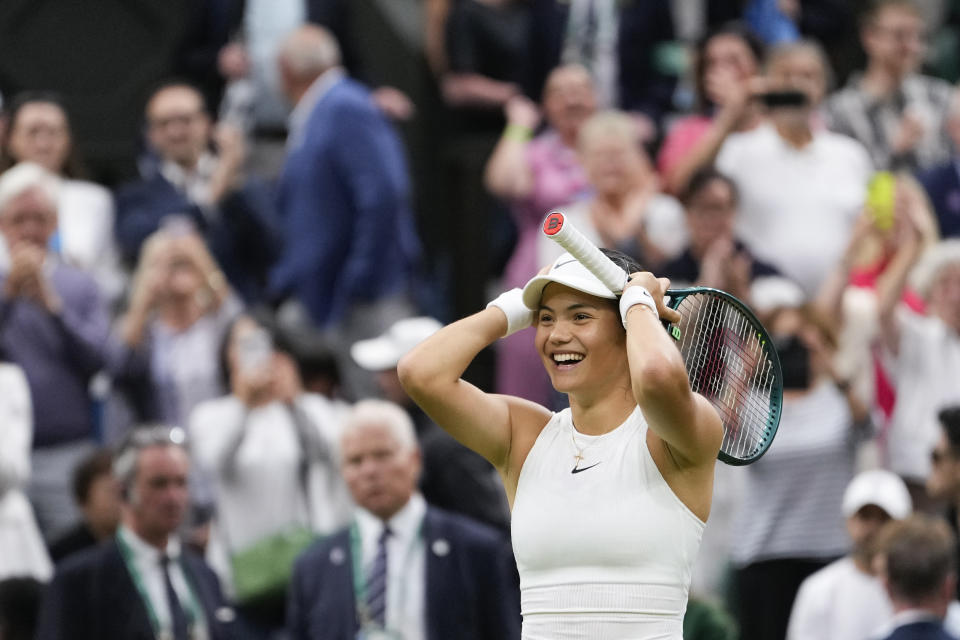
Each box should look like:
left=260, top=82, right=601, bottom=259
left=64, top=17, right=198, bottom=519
left=877, top=515, right=959, bottom=640
left=35, top=426, right=237, bottom=640
left=270, top=25, right=420, bottom=331
left=287, top=400, right=520, bottom=640
left=917, top=100, right=960, bottom=239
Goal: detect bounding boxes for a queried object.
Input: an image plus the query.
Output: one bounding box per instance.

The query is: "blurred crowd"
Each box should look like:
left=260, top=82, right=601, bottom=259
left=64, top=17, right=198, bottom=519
left=3, top=0, right=960, bottom=639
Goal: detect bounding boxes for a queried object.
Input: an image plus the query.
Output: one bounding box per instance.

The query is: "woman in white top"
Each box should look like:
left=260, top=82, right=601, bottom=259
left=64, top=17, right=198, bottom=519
left=0, top=92, right=124, bottom=303
left=400, top=248, right=723, bottom=639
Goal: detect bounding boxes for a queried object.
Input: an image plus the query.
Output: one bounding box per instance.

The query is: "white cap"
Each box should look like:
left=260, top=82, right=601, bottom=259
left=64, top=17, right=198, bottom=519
left=521, top=252, right=618, bottom=309
left=350, top=316, right=443, bottom=371
left=842, top=469, right=912, bottom=520
left=749, top=276, right=807, bottom=314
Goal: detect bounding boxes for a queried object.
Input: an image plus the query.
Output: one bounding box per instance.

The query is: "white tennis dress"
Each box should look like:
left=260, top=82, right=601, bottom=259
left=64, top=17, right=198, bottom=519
left=511, top=406, right=705, bottom=640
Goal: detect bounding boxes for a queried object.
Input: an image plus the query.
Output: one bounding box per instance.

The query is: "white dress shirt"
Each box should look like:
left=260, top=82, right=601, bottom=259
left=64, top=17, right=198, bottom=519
left=117, top=525, right=208, bottom=638
left=354, top=493, right=427, bottom=640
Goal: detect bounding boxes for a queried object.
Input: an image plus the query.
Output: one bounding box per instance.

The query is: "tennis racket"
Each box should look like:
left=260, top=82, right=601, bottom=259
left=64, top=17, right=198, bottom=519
left=542, top=211, right=783, bottom=465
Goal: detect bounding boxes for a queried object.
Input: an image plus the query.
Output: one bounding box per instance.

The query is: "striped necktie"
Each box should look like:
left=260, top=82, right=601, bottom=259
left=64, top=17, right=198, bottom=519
left=366, top=526, right=391, bottom=628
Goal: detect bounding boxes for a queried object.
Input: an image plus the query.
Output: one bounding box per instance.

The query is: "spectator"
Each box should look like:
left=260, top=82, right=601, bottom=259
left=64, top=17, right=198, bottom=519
left=484, top=63, right=596, bottom=408
left=0, top=162, right=109, bottom=539
left=787, top=469, right=913, bottom=640
left=926, top=406, right=960, bottom=598
left=537, top=110, right=687, bottom=270
left=270, top=25, right=421, bottom=398
left=918, top=91, right=960, bottom=239
left=874, top=515, right=958, bottom=640
left=0, top=577, right=44, bottom=640
left=48, top=449, right=121, bottom=565
left=657, top=22, right=766, bottom=196
left=351, top=316, right=510, bottom=532
left=877, top=220, right=960, bottom=493
left=731, top=300, right=872, bottom=640
left=0, top=92, right=124, bottom=303
left=111, top=229, right=239, bottom=431
left=190, top=314, right=352, bottom=635
left=717, top=40, right=873, bottom=298
left=287, top=399, right=520, bottom=640
left=114, top=81, right=279, bottom=304
left=35, top=425, right=237, bottom=640
left=825, top=0, right=955, bottom=172
left=661, top=166, right=789, bottom=306
left=0, top=360, right=51, bottom=582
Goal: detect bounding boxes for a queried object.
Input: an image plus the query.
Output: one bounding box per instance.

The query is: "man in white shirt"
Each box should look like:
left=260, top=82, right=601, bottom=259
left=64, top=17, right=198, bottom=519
left=36, top=425, right=237, bottom=640
left=787, top=469, right=913, bottom=640
left=287, top=399, right=520, bottom=640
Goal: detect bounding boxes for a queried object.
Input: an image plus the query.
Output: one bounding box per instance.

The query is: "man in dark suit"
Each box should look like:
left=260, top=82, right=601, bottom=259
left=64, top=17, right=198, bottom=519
left=876, top=514, right=959, bottom=640
left=114, top=81, right=279, bottom=304
left=918, top=96, right=960, bottom=239
left=271, top=25, right=421, bottom=398
left=36, top=425, right=237, bottom=640
left=287, top=399, right=520, bottom=640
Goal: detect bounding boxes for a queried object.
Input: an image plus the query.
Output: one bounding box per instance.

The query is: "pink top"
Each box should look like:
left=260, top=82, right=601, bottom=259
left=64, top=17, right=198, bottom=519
left=503, top=130, right=591, bottom=289
left=656, top=115, right=713, bottom=179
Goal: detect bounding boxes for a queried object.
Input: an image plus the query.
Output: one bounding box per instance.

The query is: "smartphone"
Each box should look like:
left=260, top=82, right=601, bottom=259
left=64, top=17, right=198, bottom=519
left=238, top=328, right=273, bottom=374
left=758, top=90, right=808, bottom=109
left=866, top=171, right=896, bottom=231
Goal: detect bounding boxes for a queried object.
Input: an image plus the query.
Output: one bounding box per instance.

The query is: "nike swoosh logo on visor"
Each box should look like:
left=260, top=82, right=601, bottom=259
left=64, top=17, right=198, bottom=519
left=571, top=462, right=601, bottom=474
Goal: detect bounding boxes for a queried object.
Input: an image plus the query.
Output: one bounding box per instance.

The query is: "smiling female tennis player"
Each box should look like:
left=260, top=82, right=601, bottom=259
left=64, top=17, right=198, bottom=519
left=398, top=249, right=723, bottom=639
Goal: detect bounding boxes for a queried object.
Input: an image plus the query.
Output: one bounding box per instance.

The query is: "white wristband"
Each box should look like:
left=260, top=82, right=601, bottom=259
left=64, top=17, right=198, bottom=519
left=619, top=285, right=658, bottom=328
left=486, top=288, right=534, bottom=337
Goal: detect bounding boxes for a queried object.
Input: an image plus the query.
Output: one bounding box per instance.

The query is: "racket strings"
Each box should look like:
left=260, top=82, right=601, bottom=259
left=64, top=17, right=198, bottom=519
left=675, top=294, right=777, bottom=460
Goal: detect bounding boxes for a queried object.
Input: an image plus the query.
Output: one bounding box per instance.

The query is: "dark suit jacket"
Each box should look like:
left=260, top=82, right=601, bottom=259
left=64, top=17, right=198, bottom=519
left=268, top=77, right=420, bottom=327
left=881, top=620, right=959, bottom=640
left=114, top=169, right=279, bottom=304
left=525, top=0, right=676, bottom=121
left=35, top=538, right=237, bottom=640
left=287, top=506, right=521, bottom=640
left=918, top=161, right=960, bottom=239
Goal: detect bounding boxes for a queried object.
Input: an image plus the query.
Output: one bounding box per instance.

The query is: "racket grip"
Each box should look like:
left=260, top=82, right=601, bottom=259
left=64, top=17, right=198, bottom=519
left=542, top=211, right=628, bottom=294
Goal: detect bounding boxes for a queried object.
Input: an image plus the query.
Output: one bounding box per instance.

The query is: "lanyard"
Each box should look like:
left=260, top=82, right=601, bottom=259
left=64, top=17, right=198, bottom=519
left=348, top=518, right=423, bottom=631
left=116, top=531, right=204, bottom=639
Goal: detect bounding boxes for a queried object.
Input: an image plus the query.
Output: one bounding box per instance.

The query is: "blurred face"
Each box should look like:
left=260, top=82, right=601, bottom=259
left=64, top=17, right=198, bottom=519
left=341, top=422, right=420, bottom=520
left=847, top=504, right=893, bottom=558
left=703, top=34, right=758, bottom=104
left=928, top=431, right=960, bottom=501
left=767, top=49, right=826, bottom=108
left=581, top=133, right=649, bottom=198
left=0, top=188, right=57, bottom=250
left=128, top=445, right=190, bottom=539
left=928, top=264, right=960, bottom=332
left=160, top=244, right=204, bottom=301
left=146, top=87, right=210, bottom=168
left=542, top=66, right=597, bottom=140
left=535, top=283, right=629, bottom=396
left=863, top=6, right=925, bottom=76
left=7, top=102, right=71, bottom=173
left=685, top=179, right=737, bottom=253
left=82, top=474, right=122, bottom=537
left=947, top=102, right=960, bottom=151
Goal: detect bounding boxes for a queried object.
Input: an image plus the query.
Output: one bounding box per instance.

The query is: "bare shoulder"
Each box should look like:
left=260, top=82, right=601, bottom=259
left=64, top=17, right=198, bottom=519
left=493, top=394, right=554, bottom=506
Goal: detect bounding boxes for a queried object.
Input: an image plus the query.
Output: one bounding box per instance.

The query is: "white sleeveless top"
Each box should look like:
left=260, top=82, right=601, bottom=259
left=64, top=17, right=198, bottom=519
left=511, top=407, right=705, bottom=640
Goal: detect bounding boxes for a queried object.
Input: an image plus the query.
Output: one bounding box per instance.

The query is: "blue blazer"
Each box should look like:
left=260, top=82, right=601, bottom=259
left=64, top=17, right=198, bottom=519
left=881, top=620, right=959, bottom=640
left=269, top=77, right=420, bottom=327
left=918, top=161, right=960, bottom=239
left=35, top=539, right=237, bottom=640
left=114, top=170, right=280, bottom=304
left=287, top=506, right=521, bottom=640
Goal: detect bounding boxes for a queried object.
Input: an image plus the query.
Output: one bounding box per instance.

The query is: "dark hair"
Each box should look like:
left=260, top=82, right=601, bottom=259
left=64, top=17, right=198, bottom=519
left=939, top=406, right=960, bottom=454
left=72, top=449, right=114, bottom=505
left=0, top=577, right=44, bottom=640
left=861, top=0, right=922, bottom=27
left=0, top=91, right=87, bottom=178
left=680, top=166, right=739, bottom=207
left=599, top=247, right=643, bottom=281
left=143, top=78, right=210, bottom=119
left=693, top=22, right=765, bottom=114
left=879, top=514, right=956, bottom=603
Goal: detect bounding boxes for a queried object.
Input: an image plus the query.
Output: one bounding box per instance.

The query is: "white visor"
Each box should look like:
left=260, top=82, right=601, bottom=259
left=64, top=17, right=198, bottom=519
left=521, top=252, right=618, bottom=309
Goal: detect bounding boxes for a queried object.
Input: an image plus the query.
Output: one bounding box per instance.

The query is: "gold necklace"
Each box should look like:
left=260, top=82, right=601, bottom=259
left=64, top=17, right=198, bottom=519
left=570, top=427, right=603, bottom=470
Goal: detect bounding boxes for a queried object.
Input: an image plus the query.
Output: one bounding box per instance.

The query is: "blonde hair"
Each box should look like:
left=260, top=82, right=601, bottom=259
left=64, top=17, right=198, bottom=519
left=577, top=110, right=643, bottom=152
